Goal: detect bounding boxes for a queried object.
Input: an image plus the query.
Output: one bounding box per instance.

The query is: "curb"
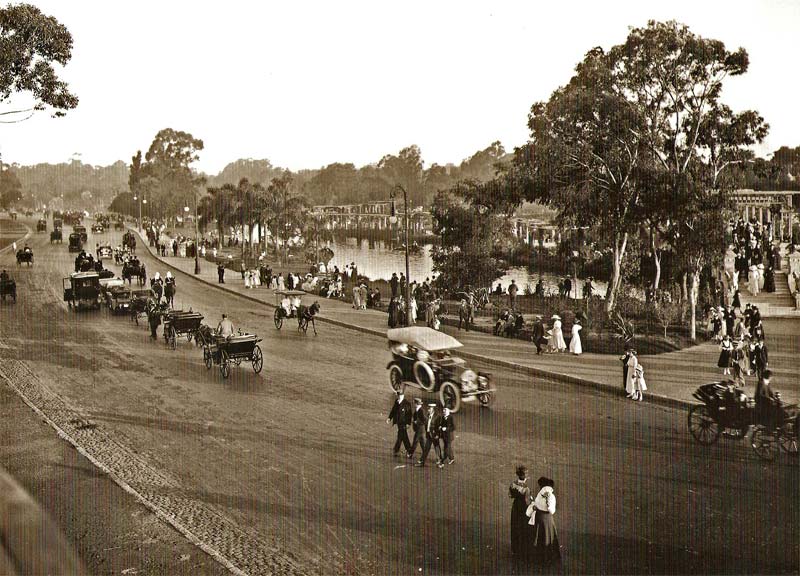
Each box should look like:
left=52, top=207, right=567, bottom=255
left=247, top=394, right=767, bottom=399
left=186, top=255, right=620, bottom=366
left=0, top=221, right=32, bottom=255
left=131, top=228, right=694, bottom=411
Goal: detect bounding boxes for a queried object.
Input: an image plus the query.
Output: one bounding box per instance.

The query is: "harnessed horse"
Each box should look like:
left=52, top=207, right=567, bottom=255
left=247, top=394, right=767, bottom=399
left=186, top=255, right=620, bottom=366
left=297, top=301, right=320, bottom=335
left=164, top=279, right=176, bottom=308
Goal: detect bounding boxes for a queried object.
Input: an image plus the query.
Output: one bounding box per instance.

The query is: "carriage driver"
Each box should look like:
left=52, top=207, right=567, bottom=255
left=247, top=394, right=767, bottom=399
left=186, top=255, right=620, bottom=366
left=0, top=269, right=8, bottom=283
left=217, top=313, right=235, bottom=340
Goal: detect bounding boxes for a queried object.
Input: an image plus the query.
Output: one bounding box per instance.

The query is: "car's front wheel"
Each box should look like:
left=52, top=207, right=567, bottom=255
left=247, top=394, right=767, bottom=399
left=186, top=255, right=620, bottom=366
left=439, top=381, right=461, bottom=413
left=389, top=364, right=405, bottom=394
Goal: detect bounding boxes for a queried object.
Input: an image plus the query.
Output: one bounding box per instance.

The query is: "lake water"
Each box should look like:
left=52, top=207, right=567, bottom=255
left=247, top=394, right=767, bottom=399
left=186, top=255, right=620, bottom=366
left=325, top=239, right=607, bottom=299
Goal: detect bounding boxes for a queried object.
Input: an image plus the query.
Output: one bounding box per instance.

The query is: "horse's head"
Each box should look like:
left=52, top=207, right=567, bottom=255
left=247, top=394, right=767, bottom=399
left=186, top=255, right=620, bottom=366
left=311, top=301, right=320, bottom=314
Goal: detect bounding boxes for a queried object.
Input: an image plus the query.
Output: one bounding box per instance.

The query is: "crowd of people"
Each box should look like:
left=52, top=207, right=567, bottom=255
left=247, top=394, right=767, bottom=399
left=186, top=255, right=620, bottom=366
left=723, top=217, right=780, bottom=300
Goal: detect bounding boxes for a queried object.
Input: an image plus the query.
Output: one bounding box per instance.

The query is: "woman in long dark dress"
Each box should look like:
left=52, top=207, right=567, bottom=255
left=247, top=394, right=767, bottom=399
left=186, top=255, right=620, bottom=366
left=509, top=465, right=531, bottom=560
left=527, top=477, right=561, bottom=567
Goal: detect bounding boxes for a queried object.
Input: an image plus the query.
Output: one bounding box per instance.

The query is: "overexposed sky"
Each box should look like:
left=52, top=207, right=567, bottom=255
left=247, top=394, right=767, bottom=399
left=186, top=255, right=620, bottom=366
left=2, top=0, right=799, bottom=173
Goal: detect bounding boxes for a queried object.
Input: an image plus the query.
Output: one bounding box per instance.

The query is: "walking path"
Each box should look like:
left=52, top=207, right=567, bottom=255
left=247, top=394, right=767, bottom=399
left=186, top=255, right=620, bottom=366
left=132, top=228, right=799, bottom=407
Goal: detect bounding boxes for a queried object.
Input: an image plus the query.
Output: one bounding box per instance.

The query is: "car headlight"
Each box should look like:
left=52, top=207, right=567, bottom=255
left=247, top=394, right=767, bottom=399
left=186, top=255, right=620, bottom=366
left=416, top=350, right=429, bottom=362
left=478, top=375, right=489, bottom=389
left=461, top=369, right=477, bottom=384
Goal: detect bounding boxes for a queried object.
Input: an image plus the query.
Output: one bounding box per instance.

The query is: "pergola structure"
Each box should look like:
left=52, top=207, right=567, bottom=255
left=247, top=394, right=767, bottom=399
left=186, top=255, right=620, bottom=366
left=732, top=189, right=799, bottom=240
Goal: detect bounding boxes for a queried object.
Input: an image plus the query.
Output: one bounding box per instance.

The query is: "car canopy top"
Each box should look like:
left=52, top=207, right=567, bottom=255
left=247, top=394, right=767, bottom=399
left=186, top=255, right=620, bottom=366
left=387, top=327, right=463, bottom=352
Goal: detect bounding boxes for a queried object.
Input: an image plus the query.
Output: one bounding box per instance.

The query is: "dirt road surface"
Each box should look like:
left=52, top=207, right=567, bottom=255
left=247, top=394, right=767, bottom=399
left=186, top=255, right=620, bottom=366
left=0, top=220, right=797, bottom=575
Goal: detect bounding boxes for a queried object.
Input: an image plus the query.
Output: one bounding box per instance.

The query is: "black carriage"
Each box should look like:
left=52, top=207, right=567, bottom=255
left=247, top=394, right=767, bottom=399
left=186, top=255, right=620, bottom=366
left=688, top=381, right=798, bottom=461
left=63, top=272, right=101, bottom=310
left=163, top=310, right=204, bottom=349
left=273, top=289, right=306, bottom=329
left=129, top=288, right=155, bottom=325
left=37, top=219, right=47, bottom=232
left=74, top=225, right=88, bottom=243
left=203, top=333, right=263, bottom=379
left=15, top=248, right=33, bottom=267
left=53, top=217, right=63, bottom=230
left=0, top=278, right=16, bottom=303
left=114, top=217, right=125, bottom=231
left=386, top=327, right=495, bottom=412
left=104, top=284, right=136, bottom=314
left=50, top=228, right=63, bottom=243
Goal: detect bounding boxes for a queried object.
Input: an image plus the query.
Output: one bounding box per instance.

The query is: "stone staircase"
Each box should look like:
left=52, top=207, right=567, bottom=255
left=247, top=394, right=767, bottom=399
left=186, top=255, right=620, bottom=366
left=737, top=246, right=800, bottom=317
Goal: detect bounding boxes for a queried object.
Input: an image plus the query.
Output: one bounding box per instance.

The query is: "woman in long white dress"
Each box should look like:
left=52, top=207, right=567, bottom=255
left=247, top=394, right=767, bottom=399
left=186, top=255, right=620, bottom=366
left=625, top=350, right=639, bottom=398
left=748, top=265, right=759, bottom=296
left=569, top=320, right=583, bottom=355
left=277, top=273, right=286, bottom=291
left=551, top=315, right=566, bottom=352
left=409, top=296, right=418, bottom=324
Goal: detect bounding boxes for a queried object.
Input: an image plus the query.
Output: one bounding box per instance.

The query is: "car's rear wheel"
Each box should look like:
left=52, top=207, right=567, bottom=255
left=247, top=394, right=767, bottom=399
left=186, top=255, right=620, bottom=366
left=478, top=391, right=494, bottom=407
left=439, top=381, right=461, bottom=413
left=389, top=365, right=404, bottom=394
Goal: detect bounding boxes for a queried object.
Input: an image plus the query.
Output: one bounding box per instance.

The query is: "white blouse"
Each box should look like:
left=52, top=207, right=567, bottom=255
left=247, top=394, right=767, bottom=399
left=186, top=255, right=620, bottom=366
left=534, top=486, right=556, bottom=514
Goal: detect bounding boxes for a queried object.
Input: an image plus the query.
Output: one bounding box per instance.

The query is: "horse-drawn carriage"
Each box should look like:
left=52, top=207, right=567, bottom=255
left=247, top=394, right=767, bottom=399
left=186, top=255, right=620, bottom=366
left=203, top=332, right=264, bottom=379
left=63, top=272, right=101, bottom=310
left=15, top=247, right=33, bottom=267
left=386, top=327, right=495, bottom=412
left=114, top=218, right=125, bottom=231
left=53, top=217, right=63, bottom=230
left=688, top=381, right=798, bottom=461
left=129, top=288, right=155, bottom=325
left=0, top=277, right=16, bottom=303
left=50, top=228, right=63, bottom=243
left=122, top=260, right=146, bottom=286
left=36, top=219, right=47, bottom=232
left=163, top=310, right=204, bottom=349
left=273, top=289, right=320, bottom=334
left=122, top=231, right=137, bottom=254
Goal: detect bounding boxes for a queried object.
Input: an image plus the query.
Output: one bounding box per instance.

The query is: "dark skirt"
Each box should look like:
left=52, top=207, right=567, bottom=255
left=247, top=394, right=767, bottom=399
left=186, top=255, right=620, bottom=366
left=531, top=511, right=561, bottom=565
left=718, top=349, right=732, bottom=368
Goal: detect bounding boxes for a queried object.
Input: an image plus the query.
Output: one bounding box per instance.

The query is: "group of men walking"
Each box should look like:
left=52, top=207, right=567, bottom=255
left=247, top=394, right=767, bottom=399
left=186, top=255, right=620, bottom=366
left=387, top=393, right=455, bottom=468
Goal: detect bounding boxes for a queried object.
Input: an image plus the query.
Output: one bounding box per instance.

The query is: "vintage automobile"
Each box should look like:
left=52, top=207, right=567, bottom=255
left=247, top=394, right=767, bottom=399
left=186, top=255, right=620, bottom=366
left=97, top=243, right=113, bottom=261
left=104, top=284, right=136, bottom=314
left=74, top=224, right=88, bottom=242
left=36, top=219, right=47, bottom=232
left=53, top=217, right=63, bottom=230
left=68, top=232, right=83, bottom=252
left=63, top=271, right=101, bottom=310
left=16, top=247, right=33, bottom=267
left=91, top=222, right=104, bottom=234
left=386, top=327, right=495, bottom=412
left=50, top=228, right=63, bottom=243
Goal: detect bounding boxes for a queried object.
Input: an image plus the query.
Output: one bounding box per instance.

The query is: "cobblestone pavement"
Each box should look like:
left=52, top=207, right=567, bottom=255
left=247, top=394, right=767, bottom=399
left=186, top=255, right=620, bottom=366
left=0, top=359, right=301, bottom=576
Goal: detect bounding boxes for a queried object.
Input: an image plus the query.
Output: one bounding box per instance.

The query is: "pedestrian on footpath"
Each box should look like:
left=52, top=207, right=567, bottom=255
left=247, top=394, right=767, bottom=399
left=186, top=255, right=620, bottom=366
left=624, top=349, right=639, bottom=398
left=415, top=403, right=442, bottom=467
left=408, top=398, right=426, bottom=457
left=569, top=319, right=582, bottom=355
left=217, top=263, right=225, bottom=284
left=532, top=315, right=545, bottom=355
left=390, top=272, right=399, bottom=298
left=508, top=279, right=519, bottom=309
left=630, top=363, right=646, bottom=401
left=718, top=335, right=733, bottom=376
left=509, top=465, right=531, bottom=561
left=731, top=340, right=747, bottom=387
left=620, top=348, right=633, bottom=393
left=438, top=407, right=455, bottom=468
left=551, top=315, right=566, bottom=353
left=387, top=392, right=412, bottom=458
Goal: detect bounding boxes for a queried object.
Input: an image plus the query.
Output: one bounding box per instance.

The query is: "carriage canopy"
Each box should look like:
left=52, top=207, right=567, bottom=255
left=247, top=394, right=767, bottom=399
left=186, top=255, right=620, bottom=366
left=386, top=327, right=463, bottom=352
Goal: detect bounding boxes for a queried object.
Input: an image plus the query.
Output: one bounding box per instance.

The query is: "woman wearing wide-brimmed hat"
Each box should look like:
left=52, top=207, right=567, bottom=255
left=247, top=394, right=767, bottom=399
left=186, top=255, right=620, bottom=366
left=526, top=477, right=561, bottom=566
left=551, top=315, right=566, bottom=352
left=569, top=318, right=582, bottom=355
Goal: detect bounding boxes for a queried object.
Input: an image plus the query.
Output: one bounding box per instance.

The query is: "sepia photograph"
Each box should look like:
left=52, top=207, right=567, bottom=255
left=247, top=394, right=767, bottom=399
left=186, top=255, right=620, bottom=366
left=0, top=1, right=798, bottom=574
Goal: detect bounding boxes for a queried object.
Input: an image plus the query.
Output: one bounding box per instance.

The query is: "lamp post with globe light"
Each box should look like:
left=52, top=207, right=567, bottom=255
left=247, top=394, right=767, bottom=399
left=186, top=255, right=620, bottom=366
left=389, top=185, right=411, bottom=326
left=184, top=202, right=200, bottom=275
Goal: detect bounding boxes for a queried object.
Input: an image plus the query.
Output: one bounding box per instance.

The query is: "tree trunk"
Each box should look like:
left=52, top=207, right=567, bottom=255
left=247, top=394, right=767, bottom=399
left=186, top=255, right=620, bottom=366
left=689, top=269, right=700, bottom=341
left=605, top=233, right=628, bottom=313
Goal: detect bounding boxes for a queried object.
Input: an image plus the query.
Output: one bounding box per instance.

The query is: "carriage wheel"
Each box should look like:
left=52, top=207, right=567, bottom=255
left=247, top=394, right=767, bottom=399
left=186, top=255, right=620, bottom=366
left=388, top=365, right=404, bottom=394
left=779, top=419, right=798, bottom=457
left=751, top=426, right=779, bottom=461
left=252, top=345, right=263, bottom=374
left=187, top=331, right=194, bottom=342
left=220, top=350, right=230, bottom=379
left=204, top=348, right=212, bottom=370
left=439, top=381, right=461, bottom=413
left=687, top=405, right=721, bottom=446
left=274, top=308, right=283, bottom=329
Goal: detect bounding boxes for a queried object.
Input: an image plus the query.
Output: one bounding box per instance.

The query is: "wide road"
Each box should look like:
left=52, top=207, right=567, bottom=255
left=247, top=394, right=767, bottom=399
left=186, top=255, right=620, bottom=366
left=0, top=219, right=797, bottom=575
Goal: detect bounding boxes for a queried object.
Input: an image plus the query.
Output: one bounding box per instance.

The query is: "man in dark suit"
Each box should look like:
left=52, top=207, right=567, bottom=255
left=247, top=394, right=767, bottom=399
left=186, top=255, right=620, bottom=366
left=415, top=403, right=442, bottom=467
left=620, top=348, right=632, bottom=393
left=386, top=392, right=412, bottom=457
left=532, top=315, right=546, bottom=354
left=409, top=398, right=426, bottom=457
left=439, top=407, right=456, bottom=468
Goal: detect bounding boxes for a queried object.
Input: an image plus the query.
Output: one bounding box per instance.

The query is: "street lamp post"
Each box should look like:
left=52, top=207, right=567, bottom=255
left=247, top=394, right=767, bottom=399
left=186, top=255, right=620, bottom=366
left=134, top=195, right=142, bottom=232
left=184, top=203, right=201, bottom=275
left=390, top=186, right=411, bottom=326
